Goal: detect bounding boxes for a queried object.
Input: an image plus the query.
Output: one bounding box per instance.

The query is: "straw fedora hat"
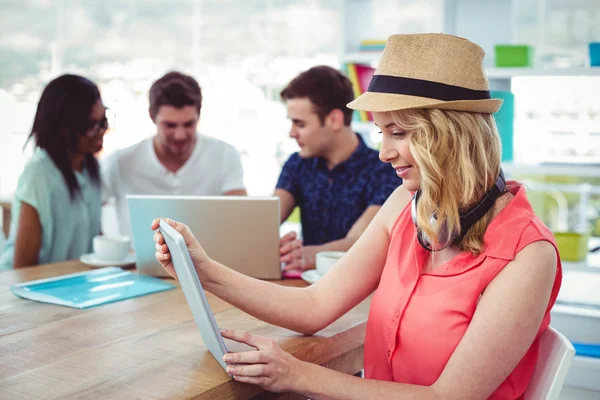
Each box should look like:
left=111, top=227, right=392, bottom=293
left=347, top=33, right=502, bottom=113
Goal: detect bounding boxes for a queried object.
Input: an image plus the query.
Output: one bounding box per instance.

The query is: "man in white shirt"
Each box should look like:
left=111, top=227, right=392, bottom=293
left=101, top=71, right=246, bottom=237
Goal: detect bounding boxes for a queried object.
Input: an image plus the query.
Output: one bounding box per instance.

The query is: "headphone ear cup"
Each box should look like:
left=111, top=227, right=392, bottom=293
left=411, top=191, right=419, bottom=226
left=413, top=190, right=433, bottom=251
left=418, top=228, right=431, bottom=249
left=412, top=170, right=505, bottom=252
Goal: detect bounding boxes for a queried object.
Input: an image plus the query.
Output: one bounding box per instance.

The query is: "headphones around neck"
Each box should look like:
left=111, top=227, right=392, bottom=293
left=411, top=169, right=506, bottom=251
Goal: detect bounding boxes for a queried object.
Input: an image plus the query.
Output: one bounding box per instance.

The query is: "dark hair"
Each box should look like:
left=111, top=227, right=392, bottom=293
left=26, top=74, right=101, bottom=200
left=280, top=65, right=355, bottom=126
left=149, top=71, right=202, bottom=119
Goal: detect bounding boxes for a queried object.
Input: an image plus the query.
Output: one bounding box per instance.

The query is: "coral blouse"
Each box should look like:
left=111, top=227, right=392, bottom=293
left=365, top=182, right=562, bottom=399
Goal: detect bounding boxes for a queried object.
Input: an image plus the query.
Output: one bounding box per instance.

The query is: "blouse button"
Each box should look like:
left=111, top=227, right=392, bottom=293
left=395, top=311, right=399, bottom=317
left=387, top=350, right=391, bottom=356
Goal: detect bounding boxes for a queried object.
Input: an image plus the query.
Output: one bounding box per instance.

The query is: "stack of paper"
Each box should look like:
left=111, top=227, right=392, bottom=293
left=359, top=39, right=386, bottom=51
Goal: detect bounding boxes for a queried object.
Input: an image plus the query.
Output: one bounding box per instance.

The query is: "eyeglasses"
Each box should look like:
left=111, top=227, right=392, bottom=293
left=84, top=108, right=115, bottom=137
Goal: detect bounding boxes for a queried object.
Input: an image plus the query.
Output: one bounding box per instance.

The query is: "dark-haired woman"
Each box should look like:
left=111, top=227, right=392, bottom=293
left=0, top=74, right=106, bottom=268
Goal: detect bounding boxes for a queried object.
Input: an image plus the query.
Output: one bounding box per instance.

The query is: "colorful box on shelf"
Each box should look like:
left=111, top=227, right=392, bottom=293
left=358, top=45, right=386, bottom=51
left=590, top=43, right=600, bottom=67
left=573, top=342, right=600, bottom=358
left=494, top=45, right=534, bottom=67
left=554, top=232, right=590, bottom=262
left=344, top=62, right=375, bottom=122
left=490, top=90, right=514, bottom=162
left=359, top=39, right=386, bottom=46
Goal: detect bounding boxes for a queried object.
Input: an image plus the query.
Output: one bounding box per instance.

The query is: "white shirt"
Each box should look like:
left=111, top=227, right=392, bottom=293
left=101, top=133, right=245, bottom=237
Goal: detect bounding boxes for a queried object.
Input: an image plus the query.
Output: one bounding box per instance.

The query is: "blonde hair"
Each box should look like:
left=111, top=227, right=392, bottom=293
left=391, top=109, right=502, bottom=255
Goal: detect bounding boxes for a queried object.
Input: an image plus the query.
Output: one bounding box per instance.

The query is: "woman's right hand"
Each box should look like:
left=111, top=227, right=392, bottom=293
left=151, top=218, right=211, bottom=279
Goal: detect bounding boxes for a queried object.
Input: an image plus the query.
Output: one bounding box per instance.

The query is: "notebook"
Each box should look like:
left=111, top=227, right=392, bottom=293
left=11, top=267, right=175, bottom=309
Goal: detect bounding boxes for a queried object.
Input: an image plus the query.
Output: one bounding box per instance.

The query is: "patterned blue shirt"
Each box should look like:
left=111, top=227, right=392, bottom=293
left=276, top=134, right=401, bottom=246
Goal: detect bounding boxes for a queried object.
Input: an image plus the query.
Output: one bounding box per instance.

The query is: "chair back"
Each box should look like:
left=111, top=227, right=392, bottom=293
left=0, top=228, right=4, bottom=257
left=525, top=326, right=575, bottom=400
left=1, top=201, right=10, bottom=239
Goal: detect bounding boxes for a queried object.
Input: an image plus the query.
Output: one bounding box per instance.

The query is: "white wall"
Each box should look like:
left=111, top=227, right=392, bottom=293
left=444, top=0, right=514, bottom=66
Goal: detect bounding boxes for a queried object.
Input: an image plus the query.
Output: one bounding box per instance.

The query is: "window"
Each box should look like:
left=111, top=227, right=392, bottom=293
left=0, top=0, right=344, bottom=198
left=513, top=0, right=600, bottom=67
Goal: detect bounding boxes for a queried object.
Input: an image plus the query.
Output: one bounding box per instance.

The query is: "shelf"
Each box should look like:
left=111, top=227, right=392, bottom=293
left=565, top=355, right=600, bottom=392
left=502, top=162, right=600, bottom=178
left=342, top=52, right=380, bottom=65
left=351, top=121, right=376, bottom=132
left=341, top=52, right=600, bottom=78
left=521, top=181, right=600, bottom=195
left=349, top=125, right=600, bottom=179
left=486, top=67, right=600, bottom=79
left=343, top=135, right=600, bottom=178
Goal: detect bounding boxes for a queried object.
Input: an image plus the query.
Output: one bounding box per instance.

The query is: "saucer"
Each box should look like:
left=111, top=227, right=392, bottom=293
left=79, top=253, right=136, bottom=268
left=301, top=270, right=323, bottom=285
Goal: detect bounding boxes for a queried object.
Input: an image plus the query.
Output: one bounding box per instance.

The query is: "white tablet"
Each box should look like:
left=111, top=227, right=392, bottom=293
left=158, top=219, right=229, bottom=373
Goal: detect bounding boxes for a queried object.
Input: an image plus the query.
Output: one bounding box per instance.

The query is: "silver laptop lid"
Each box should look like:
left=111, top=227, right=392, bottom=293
left=127, top=195, right=281, bottom=280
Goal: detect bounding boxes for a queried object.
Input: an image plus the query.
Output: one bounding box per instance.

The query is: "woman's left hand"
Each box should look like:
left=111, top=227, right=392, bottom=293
left=220, top=329, right=307, bottom=393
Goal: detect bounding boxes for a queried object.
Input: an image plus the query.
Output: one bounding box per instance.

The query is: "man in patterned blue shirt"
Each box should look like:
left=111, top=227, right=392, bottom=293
left=276, top=66, right=401, bottom=272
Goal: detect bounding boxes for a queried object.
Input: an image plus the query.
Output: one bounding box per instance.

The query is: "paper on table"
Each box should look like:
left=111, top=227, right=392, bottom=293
left=11, top=267, right=175, bottom=309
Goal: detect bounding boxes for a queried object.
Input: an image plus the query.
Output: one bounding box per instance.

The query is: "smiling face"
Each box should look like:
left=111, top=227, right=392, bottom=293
left=153, top=105, right=198, bottom=161
left=374, top=111, right=420, bottom=192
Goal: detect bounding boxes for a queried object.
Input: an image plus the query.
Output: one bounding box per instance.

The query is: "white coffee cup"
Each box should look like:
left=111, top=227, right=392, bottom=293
left=93, top=235, right=131, bottom=261
left=316, top=251, right=346, bottom=276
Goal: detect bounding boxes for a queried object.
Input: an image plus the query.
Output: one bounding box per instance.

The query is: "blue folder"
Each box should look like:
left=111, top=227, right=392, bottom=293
left=572, top=342, right=600, bottom=359
left=11, top=267, right=175, bottom=309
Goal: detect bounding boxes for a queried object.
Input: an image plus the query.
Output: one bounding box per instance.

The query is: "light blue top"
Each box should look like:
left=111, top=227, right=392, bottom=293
left=0, top=149, right=102, bottom=269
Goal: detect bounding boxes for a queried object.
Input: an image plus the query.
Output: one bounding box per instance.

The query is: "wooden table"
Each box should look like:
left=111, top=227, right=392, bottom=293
left=0, top=261, right=370, bottom=399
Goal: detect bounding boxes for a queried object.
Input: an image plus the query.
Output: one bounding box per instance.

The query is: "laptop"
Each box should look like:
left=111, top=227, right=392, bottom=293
left=127, top=195, right=281, bottom=279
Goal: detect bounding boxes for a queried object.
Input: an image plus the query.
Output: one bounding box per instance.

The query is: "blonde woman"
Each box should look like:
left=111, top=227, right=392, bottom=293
left=152, top=34, right=561, bottom=399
